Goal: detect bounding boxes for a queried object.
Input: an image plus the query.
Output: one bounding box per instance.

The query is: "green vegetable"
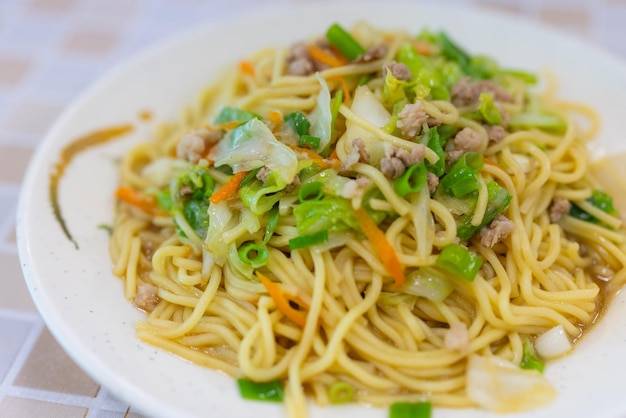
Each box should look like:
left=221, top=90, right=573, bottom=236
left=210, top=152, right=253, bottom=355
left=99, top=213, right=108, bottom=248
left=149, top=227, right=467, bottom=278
left=394, top=163, right=427, bottom=197
left=183, top=199, right=210, bottom=235
left=440, top=152, right=484, bottom=198
left=284, top=111, right=311, bottom=136
left=239, top=178, right=284, bottom=215
left=294, top=197, right=360, bottom=235
left=467, top=55, right=499, bottom=79
left=330, top=90, right=343, bottom=137
left=298, top=181, right=324, bottom=203
left=389, top=401, right=432, bottom=418
left=237, top=242, right=269, bottom=268
left=520, top=337, right=545, bottom=373
left=214, top=107, right=260, bottom=124
left=456, top=180, right=512, bottom=241
left=425, top=127, right=445, bottom=177
left=437, top=31, right=471, bottom=74
left=436, top=243, right=482, bottom=282
left=288, top=230, right=329, bottom=250
left=569, top=189, right=618, bottom=224
left=382, top=68, right=411, bottom=108
left=400, top=266, right=455, bottom=303
left=325, top=23, right=366, bottom=61
left=477, top=92, right=503, bottom=125
left=298, top=134, right=321, bottom=149
left=236, top=378, right=284, bottom=402
left=328, top=381, right=355, bottom=404
left=508, top=94, right=566, bottom=133
left=437, top=124, right=458, bottom=143
left=263, top=204, right=279, bottom=244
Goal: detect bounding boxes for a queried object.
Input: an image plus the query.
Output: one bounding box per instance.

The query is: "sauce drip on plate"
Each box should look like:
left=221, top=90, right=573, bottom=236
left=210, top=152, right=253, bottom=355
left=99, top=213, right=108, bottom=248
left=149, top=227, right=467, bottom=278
left=49, top=125, right=134, bottom=249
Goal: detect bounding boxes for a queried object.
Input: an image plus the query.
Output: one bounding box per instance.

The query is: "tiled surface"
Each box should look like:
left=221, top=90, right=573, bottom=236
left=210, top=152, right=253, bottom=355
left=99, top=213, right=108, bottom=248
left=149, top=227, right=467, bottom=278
left=0, top=0, right=625, bottom=416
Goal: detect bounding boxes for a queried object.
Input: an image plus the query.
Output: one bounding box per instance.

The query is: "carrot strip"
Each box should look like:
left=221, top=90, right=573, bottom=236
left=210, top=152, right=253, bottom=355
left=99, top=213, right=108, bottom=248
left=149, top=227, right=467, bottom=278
left=287, top=145, right=339, bottom=170
left=209, top=171, right=248, bottom=204
left=307, top=44, right=347, bottom=68
left=337, top=77, right=351, bottom=104
left=412, top=40, right=433, bottom=56
left=258, top=273, right=308, bottom=327
left=214, top=121, right=242, bottom=131
left=115, top=186, right=157, bottom=213
left=268, top=110, right=283, bottom=132
left=239, top=60, right=255, bottom=77
left=353, top=207, right=405, bottom=286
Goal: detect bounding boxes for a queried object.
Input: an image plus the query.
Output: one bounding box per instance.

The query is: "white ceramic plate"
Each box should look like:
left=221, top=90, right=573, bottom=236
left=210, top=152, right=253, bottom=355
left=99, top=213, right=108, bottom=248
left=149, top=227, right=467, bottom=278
left=17, top=2, right=626, bottom=417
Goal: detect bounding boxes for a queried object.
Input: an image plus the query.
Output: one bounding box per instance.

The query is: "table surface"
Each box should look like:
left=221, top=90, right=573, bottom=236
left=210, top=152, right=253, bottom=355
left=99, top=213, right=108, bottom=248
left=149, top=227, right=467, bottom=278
left=1, top=0, right=625, bottom=417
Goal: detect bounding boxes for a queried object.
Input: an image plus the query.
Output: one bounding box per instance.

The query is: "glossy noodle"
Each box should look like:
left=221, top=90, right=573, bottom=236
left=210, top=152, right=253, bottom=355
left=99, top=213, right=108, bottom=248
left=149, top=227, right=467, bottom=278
left=108, top=22, right=626, bottom=416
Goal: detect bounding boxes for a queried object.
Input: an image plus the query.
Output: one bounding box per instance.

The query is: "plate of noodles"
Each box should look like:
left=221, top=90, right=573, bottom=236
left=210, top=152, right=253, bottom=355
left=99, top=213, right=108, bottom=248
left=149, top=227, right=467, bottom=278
left=17, top=1, right=626, bottom=418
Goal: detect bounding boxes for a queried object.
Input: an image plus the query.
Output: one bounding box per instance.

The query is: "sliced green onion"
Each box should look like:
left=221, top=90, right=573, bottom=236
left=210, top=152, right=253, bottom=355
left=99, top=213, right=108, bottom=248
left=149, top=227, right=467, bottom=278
left=440, top=152, right=484, bottom=197
left=437, top=124, right=458, bottom=143
left=425, top=127, right=445, bottom=177
left=569, top=189, right=618, bottom=224
left=394, top=163, right=427, bottom=197
left=477, top=92, right=502, bottom=125
left=389, top=401, right=432, bottom=418
left=237, top=242, right=269, bottom=268
left=326, top=23, right=366, bottom=61
left=263, top=204, right=280, bottom=244
left=284, top=111, right=311, bottom=136
left=298, top=181, right=324, bottom=203
left=436, top=243, right=482, bottom=282
left=214, top=107, right=260, bottom=124
left=155, top=188, right=174, bottom=212
left=288, top=230, right=328, bottom=250
left=236, top=378, right=284, bottom=402
left=240, top=167, right=261, bottom=187
left=328, top=381, right=355, bottom=404
left=298, top=134, right=321, bottom=149
left=437, top=31, right=471, bottom=74
left=456, top=180, right=512, bottom=241
left=520, top=337, right=545, bottom=373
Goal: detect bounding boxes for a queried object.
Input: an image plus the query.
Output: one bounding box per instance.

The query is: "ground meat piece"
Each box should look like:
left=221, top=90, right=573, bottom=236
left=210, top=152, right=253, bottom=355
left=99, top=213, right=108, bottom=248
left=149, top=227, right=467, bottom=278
left=485, top=124, right=507, bottom=142
left=341, top=138, right=370, bottom=170
left=549, top=197, right=572, bottom=222
left=453, top=127, right=483, bottom=152
left=256, top=166, right=271, bottom=183
left=479, top=215, right=515, bottom=247
left=179, top=185, right=193, bottom=196
left=379, top=144, right=426, bottom=179
left=339, top=176, right=371, bottom=200
left=451, top=77, right=515, bottom=107
left=445, top=322, right=470, bottom=353
left=355, top=44, right=388, bottom=63
left=288, top=58, right=315, bottom=76
left=176, top=128, right=222, bottom=164
left=134, top=283, right=159, bottom=312
left=385, top=61, right=412, bottom=81
left=427, top=172, right=439, bottom=194
left=396, top=101, right=428, bottom=138
left=287, top=42, right=316, bottom=76
left=284, top=173, right=301, bottom=193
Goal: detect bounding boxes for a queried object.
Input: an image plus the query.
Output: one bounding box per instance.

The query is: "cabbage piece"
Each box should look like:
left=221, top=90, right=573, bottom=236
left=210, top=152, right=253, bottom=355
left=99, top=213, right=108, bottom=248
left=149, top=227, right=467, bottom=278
left=293, top=197, right=359, bottom=235
left=239, top=178, right=284, bottom=216
left=341, top=85, right=390, bottom=164
left=204, top=200, right=233, bottom=266
left=210, top=118, right=298, bottom=186
left=309, top=74, right=332, bottom=153
left=466, top=354, right=557, bottom=413
left=400, top=267, right=455, bottom=303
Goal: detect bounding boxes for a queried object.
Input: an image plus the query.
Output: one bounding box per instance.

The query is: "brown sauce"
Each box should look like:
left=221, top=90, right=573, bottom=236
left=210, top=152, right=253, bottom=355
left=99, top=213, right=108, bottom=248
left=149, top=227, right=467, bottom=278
left=49, top=124, right=134, bottom=249
left=139, top=110, right=153, bottom=121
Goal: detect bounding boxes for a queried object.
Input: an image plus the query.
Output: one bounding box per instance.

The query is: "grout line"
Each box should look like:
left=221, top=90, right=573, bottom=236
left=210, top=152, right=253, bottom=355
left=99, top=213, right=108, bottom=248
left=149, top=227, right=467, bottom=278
left=0, top=317, right=43, bottom=390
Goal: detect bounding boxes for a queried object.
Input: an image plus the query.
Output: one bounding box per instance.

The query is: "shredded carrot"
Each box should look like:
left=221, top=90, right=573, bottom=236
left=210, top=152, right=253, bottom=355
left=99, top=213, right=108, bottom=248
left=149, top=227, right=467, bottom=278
left=258, top=273, right=308, bottom=327
left=336, top=76, right=352, bottom=104
left=115, top=186, right=157, bottom=213
left=307, top=44, right=347, bottom=68
left=214, top=121, right=242, bottom=131
left=268, top=110, right=283, bottom=132
left=353, top=207, right=405, bottom=286
left=287, top=144, right=339, bottom=170
left=483, top=157, right=505, bottom=171
left=412, top=40, right=433, bottom=56
left=239, top=60, right=255, bottom=77
left=209, top=171, right=248, bottom=204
